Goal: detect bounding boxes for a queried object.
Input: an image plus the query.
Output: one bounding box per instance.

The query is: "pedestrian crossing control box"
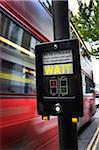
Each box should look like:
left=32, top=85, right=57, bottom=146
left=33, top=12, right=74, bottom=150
left=35, top=39, right=83, bottom=117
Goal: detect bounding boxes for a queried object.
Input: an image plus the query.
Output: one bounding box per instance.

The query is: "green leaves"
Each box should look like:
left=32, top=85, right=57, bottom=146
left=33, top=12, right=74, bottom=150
left=71, top=0, right=99, bottom=57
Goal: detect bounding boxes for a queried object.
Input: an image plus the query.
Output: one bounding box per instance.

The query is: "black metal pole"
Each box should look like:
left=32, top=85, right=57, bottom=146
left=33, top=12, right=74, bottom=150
left=52, top=0, right=70, bottom=40
left=52, top=1, right=78, bottom=150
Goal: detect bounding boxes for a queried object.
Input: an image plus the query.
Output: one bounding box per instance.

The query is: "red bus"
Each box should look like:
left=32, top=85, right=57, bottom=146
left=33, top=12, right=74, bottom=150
left=0, top=0, right=96, bottom=149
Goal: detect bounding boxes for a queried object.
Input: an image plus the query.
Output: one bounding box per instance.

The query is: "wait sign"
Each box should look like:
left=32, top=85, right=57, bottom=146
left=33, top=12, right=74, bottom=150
left=43, top=63, right=73, bottom=75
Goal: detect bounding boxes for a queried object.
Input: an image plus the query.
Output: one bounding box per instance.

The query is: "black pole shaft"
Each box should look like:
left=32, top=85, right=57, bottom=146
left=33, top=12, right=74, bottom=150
left=58, top=117, right=78, bottom=150
left=52, top=1, right=78, bottom=150
left=52, top=0, right=70, bottom=40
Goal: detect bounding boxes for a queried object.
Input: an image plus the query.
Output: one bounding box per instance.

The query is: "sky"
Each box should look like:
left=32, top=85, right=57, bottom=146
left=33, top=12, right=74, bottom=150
left=69, top=0, right=78, bottom=15
left=69, top=0, right=91, bottom=14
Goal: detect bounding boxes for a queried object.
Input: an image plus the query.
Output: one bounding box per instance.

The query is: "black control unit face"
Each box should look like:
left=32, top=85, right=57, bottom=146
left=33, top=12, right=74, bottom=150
left=35, top=39, right=83, bottom=117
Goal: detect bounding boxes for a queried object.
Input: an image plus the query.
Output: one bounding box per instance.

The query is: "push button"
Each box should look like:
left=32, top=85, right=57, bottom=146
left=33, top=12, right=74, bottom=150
left=54, top=103, right=62, bottom=113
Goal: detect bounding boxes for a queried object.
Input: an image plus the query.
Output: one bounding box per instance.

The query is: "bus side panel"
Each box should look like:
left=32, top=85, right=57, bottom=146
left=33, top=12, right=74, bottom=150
left=0, top=98, right=58, bottom=149
left=1, top=0, right=53, bottom=41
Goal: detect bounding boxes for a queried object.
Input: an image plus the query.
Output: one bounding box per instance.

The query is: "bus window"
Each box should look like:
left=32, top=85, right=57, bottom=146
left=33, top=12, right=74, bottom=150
left=85, top=76, right=94, bottom=93
left=0, top=59, right=36, bottom=95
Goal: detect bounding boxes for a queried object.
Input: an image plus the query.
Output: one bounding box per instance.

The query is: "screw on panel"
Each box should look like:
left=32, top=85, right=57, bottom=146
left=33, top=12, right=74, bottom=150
left=54, top=44, right=58, bottom=49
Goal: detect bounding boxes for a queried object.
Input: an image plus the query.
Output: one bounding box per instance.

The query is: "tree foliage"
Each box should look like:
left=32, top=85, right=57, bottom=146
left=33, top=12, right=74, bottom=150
left=71, top=0, right=99, bottom=57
